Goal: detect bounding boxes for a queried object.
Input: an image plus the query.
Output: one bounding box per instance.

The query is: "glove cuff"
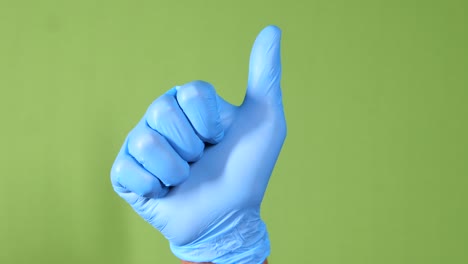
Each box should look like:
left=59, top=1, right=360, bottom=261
left=170, top=210, right=270, bottom=264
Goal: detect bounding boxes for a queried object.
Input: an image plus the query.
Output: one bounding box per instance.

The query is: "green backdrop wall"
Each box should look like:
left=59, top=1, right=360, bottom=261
left=1, top=0, right=467, bottom=263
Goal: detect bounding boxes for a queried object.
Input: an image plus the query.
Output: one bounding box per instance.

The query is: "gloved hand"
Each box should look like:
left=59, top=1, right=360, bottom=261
left=111, top=25, right=286, bottom=264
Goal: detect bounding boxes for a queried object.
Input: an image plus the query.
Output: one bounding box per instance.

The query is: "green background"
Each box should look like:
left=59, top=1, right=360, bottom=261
left=1, top=0, right=467, bottom=263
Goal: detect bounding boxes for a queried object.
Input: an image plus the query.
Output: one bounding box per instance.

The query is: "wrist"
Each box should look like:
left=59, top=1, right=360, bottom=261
left=171, top=209, right=270, bottom=264
left=181, top=259, right=268, bottom=264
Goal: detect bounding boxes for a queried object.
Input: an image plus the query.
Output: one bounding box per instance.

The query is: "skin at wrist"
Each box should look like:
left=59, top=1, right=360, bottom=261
left=181, top=259, right=268, bottom=264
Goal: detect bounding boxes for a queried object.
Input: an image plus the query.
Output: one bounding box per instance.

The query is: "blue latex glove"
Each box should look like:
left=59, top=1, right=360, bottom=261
left=111, top=25, right=286, bottom=264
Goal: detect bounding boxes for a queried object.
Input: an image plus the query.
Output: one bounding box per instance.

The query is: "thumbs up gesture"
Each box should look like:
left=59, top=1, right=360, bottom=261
left=111, top=26, right=286, bottom=264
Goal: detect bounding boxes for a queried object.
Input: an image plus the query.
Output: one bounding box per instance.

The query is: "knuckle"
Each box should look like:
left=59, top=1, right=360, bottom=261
left=177, top=80, right=215, bottom=103
left=184, top=144, right=204, bottom=162
left=170, top=161, right=190, bottom=186
left=146, top=94, right=177, bottom=125
left=159, top=158, right=190, bottom=187
left=127, top=129, right=160, bottom=163
left=137, top=178, right=160, bottom=198
left=110, top=157, right=131, bottom=184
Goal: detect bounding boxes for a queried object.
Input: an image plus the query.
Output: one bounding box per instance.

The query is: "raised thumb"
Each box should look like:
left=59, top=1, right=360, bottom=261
left=245, top=25, right=283, bottom=105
